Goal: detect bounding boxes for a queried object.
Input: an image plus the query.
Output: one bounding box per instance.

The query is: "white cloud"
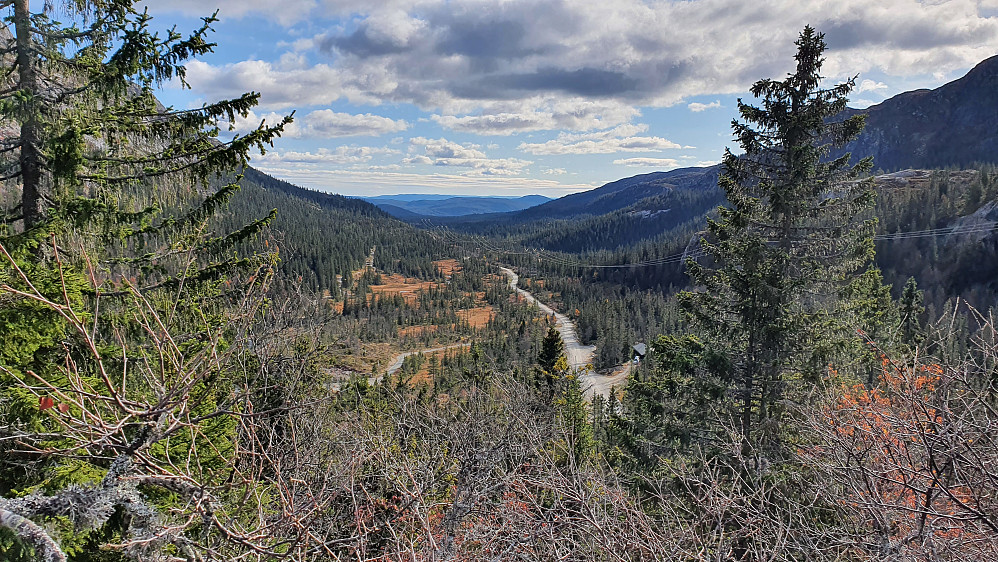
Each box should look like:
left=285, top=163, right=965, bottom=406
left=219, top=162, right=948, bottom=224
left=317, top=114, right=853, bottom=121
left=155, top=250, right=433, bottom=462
left=145, top=0, right=317, bottom=26
left=542, top=168, right=567, bottom=175
left=518, top=124, right=681, bottom=155
left=405, top=137, right=532, bottom=176
left=403, top=155, right=434, bottom=165
left=252, top=146, right=398, bottom=166
left=856, top=79, right=889, bottom=93
left=613, top=157, right=681, bottom=168
left=227, top=110, right=300, bottom=137
left=184, top=0, right=998, bottom=125
left=249, top=167, right=591, bottom=197
left=688, top=100, right=722, bottom=112
left=432, top=99, right=640, bottom=135
left=302, top=110, right=409, bottom=137
left=229, top=110, right=408, bottom=138
left=182, top=60, right=347, bottom=110
left=410, top=137, right=487, bottom=160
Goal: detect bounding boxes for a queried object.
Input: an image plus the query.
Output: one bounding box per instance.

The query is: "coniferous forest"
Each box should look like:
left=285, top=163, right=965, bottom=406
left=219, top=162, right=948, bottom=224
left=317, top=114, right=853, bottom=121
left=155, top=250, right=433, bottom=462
left=1, top=3, right=998, bottom=561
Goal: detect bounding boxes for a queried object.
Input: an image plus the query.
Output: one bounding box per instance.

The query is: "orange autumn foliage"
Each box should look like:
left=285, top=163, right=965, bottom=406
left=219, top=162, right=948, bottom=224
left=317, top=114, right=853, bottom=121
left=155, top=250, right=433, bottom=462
left=811, top=351, right=998, bottom=559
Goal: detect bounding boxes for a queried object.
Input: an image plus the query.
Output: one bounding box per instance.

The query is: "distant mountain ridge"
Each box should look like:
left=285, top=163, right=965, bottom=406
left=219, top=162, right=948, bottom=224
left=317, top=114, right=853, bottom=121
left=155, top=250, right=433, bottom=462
left=364, top=194, right=551, bottom=217
left=447, top=54, right=998, bottom=227
left=511, top=166, right=721, bottom=221
left=432, top=165, right=723, bottom=231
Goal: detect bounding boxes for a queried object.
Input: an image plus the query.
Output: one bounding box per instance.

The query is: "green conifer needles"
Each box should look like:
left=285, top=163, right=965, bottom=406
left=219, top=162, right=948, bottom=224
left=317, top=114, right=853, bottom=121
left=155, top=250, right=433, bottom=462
left=681, top=26, right=876, bottom=451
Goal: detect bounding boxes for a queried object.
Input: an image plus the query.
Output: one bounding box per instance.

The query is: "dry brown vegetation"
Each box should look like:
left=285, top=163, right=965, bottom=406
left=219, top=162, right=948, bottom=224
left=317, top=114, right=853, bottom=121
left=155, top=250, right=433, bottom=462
left=433, top=258, right=461, bottom=277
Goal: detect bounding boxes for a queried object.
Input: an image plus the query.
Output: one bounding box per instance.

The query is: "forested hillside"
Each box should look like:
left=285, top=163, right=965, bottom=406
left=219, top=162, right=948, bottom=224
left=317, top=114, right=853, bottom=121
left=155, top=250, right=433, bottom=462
left=470, top=165, right=998, bottom=369
left=228, top=168, right=448, bottom=294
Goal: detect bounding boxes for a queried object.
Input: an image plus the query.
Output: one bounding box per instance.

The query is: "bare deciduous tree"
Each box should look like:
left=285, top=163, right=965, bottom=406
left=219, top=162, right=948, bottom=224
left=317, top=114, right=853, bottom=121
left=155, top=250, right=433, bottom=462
left=806, top=304, right=998, bottom=560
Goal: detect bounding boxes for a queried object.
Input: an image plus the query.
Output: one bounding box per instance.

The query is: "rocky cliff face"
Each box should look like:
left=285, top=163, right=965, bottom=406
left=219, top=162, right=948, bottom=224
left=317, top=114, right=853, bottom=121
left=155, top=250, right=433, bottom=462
left=838, top=55, right=998, bottom=171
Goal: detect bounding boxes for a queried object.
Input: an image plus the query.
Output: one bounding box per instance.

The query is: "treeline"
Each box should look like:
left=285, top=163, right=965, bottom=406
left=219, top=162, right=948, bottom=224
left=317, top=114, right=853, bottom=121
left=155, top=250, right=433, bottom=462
left=224, top=170, right=448, bottom=296
left=873, top=166, right=998, bottom=311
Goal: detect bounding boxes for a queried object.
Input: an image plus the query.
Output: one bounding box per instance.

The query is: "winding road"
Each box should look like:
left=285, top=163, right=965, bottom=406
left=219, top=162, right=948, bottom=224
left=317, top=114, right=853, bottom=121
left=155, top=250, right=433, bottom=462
left=500, top=267, right=629, bottom=400
left=332, top=268, right=629, bottom=400
left=385, top=343, right=471, bottom=376
left=328, top=342, right=471, bottom=392
left=500, top=267, right=595, bottom=370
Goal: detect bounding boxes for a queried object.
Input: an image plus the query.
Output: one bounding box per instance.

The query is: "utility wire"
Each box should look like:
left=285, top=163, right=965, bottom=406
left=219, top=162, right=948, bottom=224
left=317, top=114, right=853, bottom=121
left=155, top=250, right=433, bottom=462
left=425, top=218, right=997, bottom=270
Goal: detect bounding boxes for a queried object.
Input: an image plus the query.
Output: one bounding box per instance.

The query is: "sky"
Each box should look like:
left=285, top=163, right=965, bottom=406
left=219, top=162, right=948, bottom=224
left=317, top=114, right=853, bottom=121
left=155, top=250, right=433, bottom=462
left=144, top=0, right=998, bottom=198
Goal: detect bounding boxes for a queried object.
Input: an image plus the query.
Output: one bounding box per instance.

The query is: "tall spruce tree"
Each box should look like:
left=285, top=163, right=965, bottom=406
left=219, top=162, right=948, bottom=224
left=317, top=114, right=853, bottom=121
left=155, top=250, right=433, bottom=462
left=680, top=26, right=875, bottom=453
left=1, top=1, right=288, bottom=253
left=538, top=326, right=565, bottom=374
left=0, top=1, right=288, bottom=411
left=538, top=326, right=565, bottom=396
left=842, top=267, right=899, bottom=386
left=899, top=276, right=925, bottom=346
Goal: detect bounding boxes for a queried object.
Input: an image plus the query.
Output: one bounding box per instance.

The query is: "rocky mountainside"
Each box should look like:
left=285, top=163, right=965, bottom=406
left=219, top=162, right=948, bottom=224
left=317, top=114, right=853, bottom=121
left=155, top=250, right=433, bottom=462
left=836, top=55, right=998, bottom=171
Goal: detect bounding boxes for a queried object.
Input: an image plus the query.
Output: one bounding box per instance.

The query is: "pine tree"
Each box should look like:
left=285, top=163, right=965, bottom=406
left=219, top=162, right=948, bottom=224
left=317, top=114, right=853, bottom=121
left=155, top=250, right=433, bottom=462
left=680, top=26, right=875, bottom=452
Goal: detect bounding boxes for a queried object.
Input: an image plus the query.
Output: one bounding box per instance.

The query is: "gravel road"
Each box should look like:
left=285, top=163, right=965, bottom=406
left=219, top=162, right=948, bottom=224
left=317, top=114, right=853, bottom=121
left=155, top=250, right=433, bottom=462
left=580, top=363, right=630, bottom=402
left=385, top=343, right=471, bottom=375
left=501, top=267, right=632, bottom=400
left=335, top=269, right=630, bottom=400
left=500, top=267, right=595, bottom=371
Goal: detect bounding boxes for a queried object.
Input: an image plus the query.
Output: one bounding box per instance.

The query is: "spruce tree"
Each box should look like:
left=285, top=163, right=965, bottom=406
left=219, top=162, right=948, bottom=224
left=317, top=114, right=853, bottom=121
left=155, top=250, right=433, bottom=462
left=680, top=26, right=875, bottom=452
left=619, top=334, right=730, bottom=470
left=554, top=364, right=594, bottom=463
left=842, top=267, right=899, bottom=386
left=899, top=276, right=925, bottom=346
left=1, top=1, right=288, bottom=253
left=538, top=327, right=565, bottom=372
left=537, top=326, right=566, bottom=398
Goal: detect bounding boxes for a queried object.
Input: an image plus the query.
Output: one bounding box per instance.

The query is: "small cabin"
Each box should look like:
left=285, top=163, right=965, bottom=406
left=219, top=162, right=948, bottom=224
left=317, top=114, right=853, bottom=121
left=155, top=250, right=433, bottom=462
left=632, top=343, right=647, bottom=364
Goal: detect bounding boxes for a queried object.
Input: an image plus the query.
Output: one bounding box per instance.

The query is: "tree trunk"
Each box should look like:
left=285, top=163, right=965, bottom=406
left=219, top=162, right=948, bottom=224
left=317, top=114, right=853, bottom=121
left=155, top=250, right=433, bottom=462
left=14, top=0, right=45, bottom=230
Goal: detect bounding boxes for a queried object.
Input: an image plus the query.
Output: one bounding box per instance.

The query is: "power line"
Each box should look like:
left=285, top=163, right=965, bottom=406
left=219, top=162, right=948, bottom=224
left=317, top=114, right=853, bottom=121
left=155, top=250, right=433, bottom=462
left=426, top=219, right=997, bottom=270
